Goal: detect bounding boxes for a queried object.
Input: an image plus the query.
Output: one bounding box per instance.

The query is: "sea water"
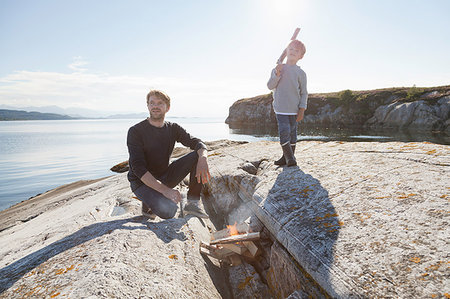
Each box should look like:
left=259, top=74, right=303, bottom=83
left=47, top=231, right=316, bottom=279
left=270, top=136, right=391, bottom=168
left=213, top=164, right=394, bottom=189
left=0, top=117, right=447, bottom=211
left=0, top=117, right=266, bottom=211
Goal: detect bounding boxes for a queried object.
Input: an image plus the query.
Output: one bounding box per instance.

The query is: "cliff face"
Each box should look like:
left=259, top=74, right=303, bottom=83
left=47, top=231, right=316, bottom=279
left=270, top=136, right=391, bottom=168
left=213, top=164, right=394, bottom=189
left=225, top=86, right=450, bottom=131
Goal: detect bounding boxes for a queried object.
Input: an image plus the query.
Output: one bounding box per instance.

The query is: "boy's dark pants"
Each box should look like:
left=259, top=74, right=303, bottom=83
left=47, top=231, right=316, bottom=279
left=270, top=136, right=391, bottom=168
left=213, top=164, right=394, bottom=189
left=131, top=152, right=201, bottom=219
left=276, top=114, right=297, bottom=146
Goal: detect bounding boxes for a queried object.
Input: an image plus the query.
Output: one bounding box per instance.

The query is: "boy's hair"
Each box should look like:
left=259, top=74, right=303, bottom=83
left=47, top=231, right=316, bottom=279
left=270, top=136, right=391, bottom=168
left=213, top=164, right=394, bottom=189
left=146, top=90, right=171, bottom=107
left=289, top=40, right=306, bottom=59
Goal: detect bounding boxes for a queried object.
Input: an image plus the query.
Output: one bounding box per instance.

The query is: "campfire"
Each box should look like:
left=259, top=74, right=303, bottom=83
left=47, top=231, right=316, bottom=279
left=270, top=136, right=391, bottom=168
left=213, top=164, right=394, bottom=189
left=200, top=222, right=260, bottom=266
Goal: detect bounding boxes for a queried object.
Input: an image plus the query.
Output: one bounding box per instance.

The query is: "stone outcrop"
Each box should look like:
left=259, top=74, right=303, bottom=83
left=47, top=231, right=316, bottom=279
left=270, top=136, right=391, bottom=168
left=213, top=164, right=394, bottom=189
left=0, top=174, right=229, bottom=298
left=1, top=140, right=448, bottom=298
left=225, top=86, right=450, bottom=132
left=366, top=97, right=449, bottom=130
left=204, top=140, right=449, bottom=298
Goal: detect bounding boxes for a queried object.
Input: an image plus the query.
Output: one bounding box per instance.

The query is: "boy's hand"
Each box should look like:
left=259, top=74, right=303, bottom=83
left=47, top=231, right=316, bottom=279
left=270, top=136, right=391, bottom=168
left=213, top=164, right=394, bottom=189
left=275, top=64, right=283, bottom=76
left=296, top=108, right=305, bottom=122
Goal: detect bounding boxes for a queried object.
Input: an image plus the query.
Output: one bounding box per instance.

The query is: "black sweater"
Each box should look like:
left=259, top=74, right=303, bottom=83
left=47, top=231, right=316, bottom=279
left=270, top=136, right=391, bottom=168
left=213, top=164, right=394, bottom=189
left=127, top=119, right=206, bottom=190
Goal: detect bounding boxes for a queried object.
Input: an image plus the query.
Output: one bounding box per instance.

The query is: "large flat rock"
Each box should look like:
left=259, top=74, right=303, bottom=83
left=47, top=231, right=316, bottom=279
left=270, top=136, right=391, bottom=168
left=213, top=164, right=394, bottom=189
left=205, top=141, right=449, bottom=298
left=0, top=173, right=224, bottom=298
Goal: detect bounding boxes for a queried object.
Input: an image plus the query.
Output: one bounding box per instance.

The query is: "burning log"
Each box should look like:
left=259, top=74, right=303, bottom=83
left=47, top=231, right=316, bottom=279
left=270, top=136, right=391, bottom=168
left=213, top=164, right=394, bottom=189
left=211, top=222, right=249, bottom=240
left=210, top=232, right=260, bottom=245
left=199, top=222, right=261, bottom=266
left=200, top=241, right=235, bottom=259
left=221, top=243, right=248, bottom=255
left=243, top=241, right=259, bottom=257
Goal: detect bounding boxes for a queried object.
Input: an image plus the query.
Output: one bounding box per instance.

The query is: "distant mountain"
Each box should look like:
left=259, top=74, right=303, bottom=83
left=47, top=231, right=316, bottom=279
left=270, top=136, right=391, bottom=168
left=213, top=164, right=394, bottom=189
left=0, top=105, right=150, bottom=119
left=105, top=112, right=148, bottom=119
left=0, top=105, right=116, bottom=118
left=0, top=109, right=76, bottom=121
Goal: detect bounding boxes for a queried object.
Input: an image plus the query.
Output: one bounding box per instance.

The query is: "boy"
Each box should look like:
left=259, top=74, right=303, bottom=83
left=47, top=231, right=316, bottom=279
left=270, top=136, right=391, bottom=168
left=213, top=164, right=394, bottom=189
left=267, top=39, right=308, bottom=167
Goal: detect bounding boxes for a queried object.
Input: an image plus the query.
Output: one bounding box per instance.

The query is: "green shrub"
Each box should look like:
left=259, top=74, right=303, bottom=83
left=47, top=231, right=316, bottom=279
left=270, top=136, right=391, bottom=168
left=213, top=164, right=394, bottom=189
left=338, top=89, right=354, bottom=108
left=355, top=94, right=369, bottom=102
left=406, top=85, right=424, bottom=101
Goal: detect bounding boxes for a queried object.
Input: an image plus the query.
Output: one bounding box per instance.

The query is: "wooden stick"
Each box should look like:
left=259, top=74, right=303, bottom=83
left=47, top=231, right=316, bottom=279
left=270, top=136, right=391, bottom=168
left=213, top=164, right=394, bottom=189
left=200, top=247, right=221, bottom=259
left=215, top=247, right=236, bottom=258
left=221, top=243, right=248, bottom=255
left=243, top=241, right=259, bottom=257
left=200, top=241, right=218, bottom=251
left=277, top=27, right=301, bottom=64
left=200, top=241, right=234, bottom=259
left=211, top=223, right=250, bottom=240
left=210, top=232, right=260, bottom=245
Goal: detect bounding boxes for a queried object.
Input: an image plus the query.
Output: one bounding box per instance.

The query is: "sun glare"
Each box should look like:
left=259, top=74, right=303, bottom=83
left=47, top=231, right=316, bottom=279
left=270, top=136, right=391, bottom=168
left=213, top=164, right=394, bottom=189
left=261, top=0, right=308, bottom=27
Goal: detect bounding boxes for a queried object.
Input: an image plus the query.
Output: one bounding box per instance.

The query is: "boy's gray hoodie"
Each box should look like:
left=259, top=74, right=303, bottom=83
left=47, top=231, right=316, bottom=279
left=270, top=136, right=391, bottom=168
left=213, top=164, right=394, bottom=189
left=267, top=64, right=308, bottom=114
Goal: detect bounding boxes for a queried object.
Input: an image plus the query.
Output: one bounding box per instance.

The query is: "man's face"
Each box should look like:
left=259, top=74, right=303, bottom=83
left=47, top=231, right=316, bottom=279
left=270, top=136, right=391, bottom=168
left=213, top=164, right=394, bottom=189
left=148, top=96, right=169, bottom=120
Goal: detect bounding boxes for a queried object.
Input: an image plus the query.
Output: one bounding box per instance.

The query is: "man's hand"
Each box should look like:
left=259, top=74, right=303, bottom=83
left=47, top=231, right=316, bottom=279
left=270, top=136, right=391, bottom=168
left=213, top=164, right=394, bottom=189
left=196, top=149, right=211, bottom=184
left=162, top=188, right=182, bottom=204
left=140, top=171, right=182, bottom=203
left=296, top=108, right=305, bottom=122
left=275, top=64, right=283, bottom=77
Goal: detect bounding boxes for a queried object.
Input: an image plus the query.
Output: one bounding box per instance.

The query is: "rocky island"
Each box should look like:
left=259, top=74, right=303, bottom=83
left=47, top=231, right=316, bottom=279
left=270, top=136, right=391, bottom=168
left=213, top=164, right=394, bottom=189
left=225, top=86, right=450, bottom=132
left=0, top=140, right=448, bottom=298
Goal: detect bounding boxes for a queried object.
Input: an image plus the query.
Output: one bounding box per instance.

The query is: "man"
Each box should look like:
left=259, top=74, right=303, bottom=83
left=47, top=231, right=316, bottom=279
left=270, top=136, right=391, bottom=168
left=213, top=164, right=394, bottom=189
left=127, top=90, right=211, bottom=219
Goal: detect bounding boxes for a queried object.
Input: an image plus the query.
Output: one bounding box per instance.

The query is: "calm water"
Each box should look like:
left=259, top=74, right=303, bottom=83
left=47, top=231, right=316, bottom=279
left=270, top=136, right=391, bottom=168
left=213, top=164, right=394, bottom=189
left=0, top=118, right=264, bottom=211
left=0, top=118, right=448, bottom=211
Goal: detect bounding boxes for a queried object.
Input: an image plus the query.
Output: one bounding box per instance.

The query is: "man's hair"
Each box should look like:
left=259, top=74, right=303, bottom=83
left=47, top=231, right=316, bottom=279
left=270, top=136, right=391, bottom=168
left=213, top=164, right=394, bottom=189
left=146, top=90, right=171, bottom=107
left=289, top=40, right=306, bottom=59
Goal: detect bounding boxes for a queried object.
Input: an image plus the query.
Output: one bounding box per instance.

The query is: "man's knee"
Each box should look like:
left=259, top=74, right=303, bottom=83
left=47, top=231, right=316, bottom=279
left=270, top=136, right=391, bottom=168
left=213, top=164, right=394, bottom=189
left=189, top=151, right=199, bottom=163
left=158, top=208, right=177, bottom=219
left=156, top=202, right=178, bottom=219
left=176, top=151, right=198, bottom=169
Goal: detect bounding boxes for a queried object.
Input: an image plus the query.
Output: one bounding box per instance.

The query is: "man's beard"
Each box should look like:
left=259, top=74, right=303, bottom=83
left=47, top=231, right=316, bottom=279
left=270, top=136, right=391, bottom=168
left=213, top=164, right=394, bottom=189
left=149, top=111, right=164, bottom=121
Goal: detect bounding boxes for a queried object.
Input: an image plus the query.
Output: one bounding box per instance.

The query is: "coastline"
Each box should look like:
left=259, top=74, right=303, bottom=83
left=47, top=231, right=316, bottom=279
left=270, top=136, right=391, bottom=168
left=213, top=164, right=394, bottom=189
left=0, top=177, right=110, bottom=233
left=1, top=118, right=448, bottom=213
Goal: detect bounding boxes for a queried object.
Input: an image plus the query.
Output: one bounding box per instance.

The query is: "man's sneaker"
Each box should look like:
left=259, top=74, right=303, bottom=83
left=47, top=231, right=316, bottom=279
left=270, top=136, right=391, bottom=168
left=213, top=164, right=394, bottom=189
left=142, top=203, right=156, bottom=220
left=184, top=202, right=209, bottom=219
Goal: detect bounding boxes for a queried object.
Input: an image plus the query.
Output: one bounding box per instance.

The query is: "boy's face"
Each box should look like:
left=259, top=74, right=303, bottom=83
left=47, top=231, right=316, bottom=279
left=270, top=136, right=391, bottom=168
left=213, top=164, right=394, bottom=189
left=286, top=45, right=304, bottom=62
left=148, top=96, right=169, bottom=120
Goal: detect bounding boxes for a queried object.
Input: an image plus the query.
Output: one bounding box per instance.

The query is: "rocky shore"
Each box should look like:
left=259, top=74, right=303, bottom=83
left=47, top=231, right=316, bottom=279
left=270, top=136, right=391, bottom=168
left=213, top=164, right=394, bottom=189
left=225, top=86, right=450, bottom=132
left=0, top=140, right=448, bottom=298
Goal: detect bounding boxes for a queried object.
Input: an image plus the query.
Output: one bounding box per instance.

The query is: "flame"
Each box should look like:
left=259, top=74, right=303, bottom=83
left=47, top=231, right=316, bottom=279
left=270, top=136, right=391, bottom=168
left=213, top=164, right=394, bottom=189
left=227, top=222, right=239, bottom=236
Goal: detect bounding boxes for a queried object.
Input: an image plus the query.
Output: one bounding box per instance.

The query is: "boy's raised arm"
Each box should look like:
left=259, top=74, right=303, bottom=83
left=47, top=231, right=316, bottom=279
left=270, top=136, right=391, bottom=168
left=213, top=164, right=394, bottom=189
left=267, top=67, right=281, bottom=90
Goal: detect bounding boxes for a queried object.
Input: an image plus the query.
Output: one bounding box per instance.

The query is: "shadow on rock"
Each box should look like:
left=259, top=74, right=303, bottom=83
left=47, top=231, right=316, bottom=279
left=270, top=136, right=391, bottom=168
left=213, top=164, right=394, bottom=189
left=260, top=165, right=340, bottom=296
left=0, top=216, right=188, bottom=293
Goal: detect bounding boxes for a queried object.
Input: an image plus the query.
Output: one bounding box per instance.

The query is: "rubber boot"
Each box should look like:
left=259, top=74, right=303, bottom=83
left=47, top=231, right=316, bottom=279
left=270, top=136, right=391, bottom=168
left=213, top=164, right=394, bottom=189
left=275, top=144, right=296, bottom=166
left=282, top=143, right=297, bottom=167
left=274, top=155, right=286, bottom=166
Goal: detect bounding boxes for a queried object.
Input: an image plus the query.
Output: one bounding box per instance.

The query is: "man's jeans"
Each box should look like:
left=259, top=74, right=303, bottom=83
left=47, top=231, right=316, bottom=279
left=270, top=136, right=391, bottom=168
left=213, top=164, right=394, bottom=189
left=276, top=114, right=297, bottom=145
left=131, top=152, right=201, bottom=219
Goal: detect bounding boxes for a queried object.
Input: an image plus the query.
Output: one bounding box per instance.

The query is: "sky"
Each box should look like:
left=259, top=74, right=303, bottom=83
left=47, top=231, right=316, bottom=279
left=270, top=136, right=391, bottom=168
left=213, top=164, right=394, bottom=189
left=0, top=0, right=449, bottom=117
